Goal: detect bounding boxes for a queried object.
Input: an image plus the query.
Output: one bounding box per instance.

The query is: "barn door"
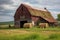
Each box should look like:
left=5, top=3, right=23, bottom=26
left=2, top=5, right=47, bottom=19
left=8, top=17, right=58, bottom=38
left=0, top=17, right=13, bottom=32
left=20, top=21, right=27, bottom=28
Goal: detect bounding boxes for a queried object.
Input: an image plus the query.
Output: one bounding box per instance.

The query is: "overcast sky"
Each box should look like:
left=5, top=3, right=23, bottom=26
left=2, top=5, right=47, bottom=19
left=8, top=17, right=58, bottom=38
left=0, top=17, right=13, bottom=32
left=0, top=0, right=60, bottom=22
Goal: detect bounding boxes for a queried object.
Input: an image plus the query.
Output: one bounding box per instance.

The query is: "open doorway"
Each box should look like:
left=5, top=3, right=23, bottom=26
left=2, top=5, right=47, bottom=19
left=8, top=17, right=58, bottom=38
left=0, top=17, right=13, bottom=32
left=20, top=21, right=27, bottom=28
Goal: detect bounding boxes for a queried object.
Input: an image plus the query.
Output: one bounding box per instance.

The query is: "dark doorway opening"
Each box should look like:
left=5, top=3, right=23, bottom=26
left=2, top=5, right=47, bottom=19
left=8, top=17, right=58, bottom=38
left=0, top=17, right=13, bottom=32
left=20, top=21, right=27, bottom=28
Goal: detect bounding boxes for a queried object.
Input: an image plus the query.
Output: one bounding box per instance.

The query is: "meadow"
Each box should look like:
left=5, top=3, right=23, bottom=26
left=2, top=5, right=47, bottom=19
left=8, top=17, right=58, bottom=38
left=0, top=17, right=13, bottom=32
left=0, top=26, right=60, bottom=40
left=0, top=21, right=60, bottom=40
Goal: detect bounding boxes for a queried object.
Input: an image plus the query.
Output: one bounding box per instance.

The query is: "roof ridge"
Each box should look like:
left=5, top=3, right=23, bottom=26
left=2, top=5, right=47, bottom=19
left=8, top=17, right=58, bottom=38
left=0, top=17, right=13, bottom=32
left=21, top=3, right=47, bottom=12
left=21, top=3, right=32, bottom=8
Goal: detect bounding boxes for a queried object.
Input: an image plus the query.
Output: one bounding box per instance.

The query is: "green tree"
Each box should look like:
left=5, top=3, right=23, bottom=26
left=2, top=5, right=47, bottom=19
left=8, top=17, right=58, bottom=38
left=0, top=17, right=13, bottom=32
left=57, top=14, right=60, bottom=21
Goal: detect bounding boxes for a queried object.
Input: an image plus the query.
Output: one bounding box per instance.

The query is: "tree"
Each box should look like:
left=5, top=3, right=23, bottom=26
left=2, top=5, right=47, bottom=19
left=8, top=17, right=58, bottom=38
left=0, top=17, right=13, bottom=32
left=57, top=14, right=60, bottom=21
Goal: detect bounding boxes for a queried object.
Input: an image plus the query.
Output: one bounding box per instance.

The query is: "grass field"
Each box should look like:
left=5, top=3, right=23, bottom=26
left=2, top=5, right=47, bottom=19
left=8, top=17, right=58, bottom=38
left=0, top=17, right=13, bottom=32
left=0, top=21, right=60, bottom=40
left=0, top=27, right=60, bottom=40
left=0, top=21, right=14, bottom=25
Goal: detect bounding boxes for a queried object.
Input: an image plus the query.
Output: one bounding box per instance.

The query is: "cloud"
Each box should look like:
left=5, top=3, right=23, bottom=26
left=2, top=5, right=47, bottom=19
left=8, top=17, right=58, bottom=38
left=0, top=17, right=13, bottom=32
left=36, top=0, right=60, bottom=6
left=0, top=16, right=14, bottom=22
left=0, top=0, right=60, bottom=22
left=50, top=11, right=60, bottom=18
left=0, top=4, right=16, bottom=10
left=0, top=0, right=13, bottom=5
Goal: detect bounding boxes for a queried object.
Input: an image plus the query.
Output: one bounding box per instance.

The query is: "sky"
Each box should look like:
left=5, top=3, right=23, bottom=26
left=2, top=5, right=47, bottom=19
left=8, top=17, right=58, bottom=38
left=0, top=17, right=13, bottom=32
left=0, top=0, right=60, bottom=22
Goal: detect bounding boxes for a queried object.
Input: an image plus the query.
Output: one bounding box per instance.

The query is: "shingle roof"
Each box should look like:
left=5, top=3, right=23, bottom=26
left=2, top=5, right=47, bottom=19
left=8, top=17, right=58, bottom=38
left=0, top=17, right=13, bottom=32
left=21, top=4, right=57, bottom=23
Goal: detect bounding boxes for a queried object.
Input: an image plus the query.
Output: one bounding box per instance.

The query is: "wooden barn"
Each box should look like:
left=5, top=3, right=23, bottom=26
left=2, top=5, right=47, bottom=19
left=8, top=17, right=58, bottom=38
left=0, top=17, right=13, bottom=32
left=14, top=4, right=57, bottom=28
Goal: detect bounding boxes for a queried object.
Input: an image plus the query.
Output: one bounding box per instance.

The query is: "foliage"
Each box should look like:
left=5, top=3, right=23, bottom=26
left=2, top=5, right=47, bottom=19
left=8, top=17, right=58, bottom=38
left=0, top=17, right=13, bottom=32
left=57, top=14, right=60, bottom=21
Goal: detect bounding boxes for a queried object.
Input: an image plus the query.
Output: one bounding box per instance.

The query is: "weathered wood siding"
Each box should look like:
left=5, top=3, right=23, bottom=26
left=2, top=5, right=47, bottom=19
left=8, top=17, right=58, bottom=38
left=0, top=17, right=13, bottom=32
left=14, top=4, right=32, bottom=27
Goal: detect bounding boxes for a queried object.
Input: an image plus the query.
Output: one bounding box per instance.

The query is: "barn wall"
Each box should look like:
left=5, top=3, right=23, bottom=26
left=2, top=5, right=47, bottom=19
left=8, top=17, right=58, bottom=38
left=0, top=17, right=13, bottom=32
left=31, top=16, right=49, bottom=26
left=14, top=4, right=31, bottom=21
left=14, top=20, right=20, bottom=28
left=14, top=4, right=32, bottom=28
left=31, top=16, right=39, bottom=25
left=48, top=22, right=57, bottom=26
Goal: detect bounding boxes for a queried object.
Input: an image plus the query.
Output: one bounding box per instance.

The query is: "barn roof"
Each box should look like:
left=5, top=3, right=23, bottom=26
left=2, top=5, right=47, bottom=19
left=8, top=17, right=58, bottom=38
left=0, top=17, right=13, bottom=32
left=17, top=4, right=57, bottom=23
left=28, top=8, right=57, bottom=23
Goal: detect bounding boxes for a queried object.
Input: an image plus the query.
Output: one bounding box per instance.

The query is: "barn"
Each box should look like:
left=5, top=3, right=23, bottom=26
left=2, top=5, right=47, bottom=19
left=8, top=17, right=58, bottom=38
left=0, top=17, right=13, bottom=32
left=14, top=4, right=57, bottom=28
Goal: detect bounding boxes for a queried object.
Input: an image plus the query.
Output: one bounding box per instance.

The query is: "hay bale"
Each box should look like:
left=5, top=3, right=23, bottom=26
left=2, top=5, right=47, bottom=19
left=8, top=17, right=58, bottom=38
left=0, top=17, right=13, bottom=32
left=39, top=23, right=49, bottom=28
left=46, top=23, right=49, bottom=28
left=23, top=23, right=33, bottom=28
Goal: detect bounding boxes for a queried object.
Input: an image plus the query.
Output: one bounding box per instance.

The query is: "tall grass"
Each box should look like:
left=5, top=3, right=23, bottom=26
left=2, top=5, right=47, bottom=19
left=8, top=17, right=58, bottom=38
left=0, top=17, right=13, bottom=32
left=45, top=34, right=60, bottom=40
left=0, top=29, right=60, bottom=40
left=0, top=33, right=41, bottom=40
left=0, top=33, right=60, bottom=40
left=0, top=25, right=60, bottom=40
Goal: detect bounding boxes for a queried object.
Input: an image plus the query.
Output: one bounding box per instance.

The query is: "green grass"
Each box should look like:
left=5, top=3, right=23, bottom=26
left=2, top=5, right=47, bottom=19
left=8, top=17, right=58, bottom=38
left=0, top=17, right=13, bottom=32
left=0, top=23, right=60, bottom=40
left=46, top=34, right=60, bottom=40
left=0, top=28, right=60, bottom=40
left=0, top=30, right=46, bottom=40
left=0, top=21, right=14, bottom=25
left=0, top=33, right=39, bottom=40
left=0, top=32, right=60, bottom=40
